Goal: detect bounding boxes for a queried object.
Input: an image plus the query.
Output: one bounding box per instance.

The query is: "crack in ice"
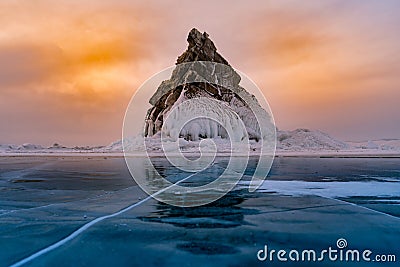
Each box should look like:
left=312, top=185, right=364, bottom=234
left=9, top=173, right=198, bottom=267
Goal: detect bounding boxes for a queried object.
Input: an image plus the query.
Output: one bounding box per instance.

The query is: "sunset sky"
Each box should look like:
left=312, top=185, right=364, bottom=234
left=1, top=0, right=399, bottom=146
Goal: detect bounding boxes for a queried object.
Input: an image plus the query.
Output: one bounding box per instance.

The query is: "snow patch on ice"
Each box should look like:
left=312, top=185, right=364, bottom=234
left=241, top=180, right=400, bottom=198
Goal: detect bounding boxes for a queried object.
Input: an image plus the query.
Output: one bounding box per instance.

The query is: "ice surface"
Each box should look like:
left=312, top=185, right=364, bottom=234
left=1, top=156, right=400, bottom=266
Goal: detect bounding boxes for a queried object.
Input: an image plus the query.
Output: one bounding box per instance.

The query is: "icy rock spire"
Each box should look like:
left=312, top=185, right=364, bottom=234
left=144, top=28, right=269, bottom=142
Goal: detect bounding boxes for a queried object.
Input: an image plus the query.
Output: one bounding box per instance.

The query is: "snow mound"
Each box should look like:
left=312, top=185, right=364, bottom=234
left=347, top=139, right=400, bottom=151
left=18, top=143, right=44, bottom=150
left=0, top=144, right=18, bottom=152
left=117, top=128, right=350, bottom=153
left=277, top=129, right=350, bottom=151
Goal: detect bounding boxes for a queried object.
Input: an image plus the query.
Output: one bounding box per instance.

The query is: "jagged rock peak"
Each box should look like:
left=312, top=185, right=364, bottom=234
left=176, top=28, right=229, bottom=65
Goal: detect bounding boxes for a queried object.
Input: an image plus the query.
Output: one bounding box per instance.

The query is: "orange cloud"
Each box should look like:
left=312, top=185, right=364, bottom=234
left=0, top=0, right=168, bottom=145
left=241, top=3, right=400, bottom=139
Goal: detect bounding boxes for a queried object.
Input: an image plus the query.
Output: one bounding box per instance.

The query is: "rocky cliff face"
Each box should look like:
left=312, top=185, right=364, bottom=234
left=144, top=28, right=269, bottom=141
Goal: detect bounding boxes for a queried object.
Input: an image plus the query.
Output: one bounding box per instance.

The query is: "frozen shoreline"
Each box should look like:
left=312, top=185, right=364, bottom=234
left=1, top=150, right=400, bottom=158
left=2, top=129, right=399, bottom=157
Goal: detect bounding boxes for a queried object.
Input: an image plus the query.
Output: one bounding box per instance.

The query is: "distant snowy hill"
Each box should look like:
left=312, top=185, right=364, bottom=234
left=347, top=138, right=400, bottom=151
left=0, top=143, right=104, bottom=153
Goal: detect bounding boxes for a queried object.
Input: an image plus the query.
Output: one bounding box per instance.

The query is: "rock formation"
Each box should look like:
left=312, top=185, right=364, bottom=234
left=144, top=28, right=270, bottom=141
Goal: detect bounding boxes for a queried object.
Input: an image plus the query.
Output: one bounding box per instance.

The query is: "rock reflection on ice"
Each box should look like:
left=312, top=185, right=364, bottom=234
left=125, top=155, right=248, bottom=207
left=139, top=191, right=258, bottom=228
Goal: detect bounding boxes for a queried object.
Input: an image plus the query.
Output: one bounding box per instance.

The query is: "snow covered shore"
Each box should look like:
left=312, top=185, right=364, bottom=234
left=1, top=129, right=399, bottom=156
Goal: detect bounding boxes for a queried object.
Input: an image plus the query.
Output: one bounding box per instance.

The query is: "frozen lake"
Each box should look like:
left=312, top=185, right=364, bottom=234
left=0, top=156, right=399, bottom=266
